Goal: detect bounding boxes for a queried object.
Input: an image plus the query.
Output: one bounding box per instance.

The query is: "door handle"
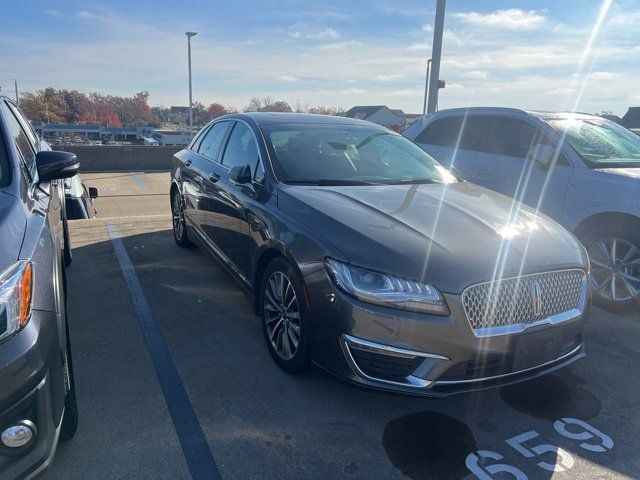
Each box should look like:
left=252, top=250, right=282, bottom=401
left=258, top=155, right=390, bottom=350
left=184, top=159, right=192, bottom=167
left=209, top=172, right=221, bottom=183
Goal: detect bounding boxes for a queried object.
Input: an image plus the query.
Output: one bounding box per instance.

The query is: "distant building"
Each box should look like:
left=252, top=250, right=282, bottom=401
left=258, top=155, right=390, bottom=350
left=151, top=129, right=191, bottom=146
left=32, top=123, right=151, bottom=142
left=342, top=106, right=420, bottom=132
left=621, top=107, right=640, bottom=129
left=169, top=106, right=190, bottom=125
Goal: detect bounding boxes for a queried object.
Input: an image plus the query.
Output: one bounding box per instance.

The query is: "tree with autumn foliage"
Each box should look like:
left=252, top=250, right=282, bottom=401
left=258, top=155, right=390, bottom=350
left=18, top=88, right=159, bottom=126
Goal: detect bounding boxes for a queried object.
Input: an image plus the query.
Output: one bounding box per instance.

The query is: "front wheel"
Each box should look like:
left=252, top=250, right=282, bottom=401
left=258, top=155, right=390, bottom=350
left=59, top=299, right=78, bottom=442
left=581, top=225, right=640, bottom=310
left=260, top=258, right=311, bottom=373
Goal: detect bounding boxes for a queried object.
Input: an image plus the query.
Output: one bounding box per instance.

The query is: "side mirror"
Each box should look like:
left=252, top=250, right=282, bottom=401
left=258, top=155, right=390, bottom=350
left=88, top=187, right=99, bottom=199
left=229, top=164, right=252, bottom=184
left=529, top=144, right=555, bottom=169
left=36, top=151, right=80, bottom=182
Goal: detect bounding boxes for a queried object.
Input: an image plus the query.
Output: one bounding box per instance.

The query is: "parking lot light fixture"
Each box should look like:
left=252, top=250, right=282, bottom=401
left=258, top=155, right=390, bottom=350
left=185, top=31, right=198, bottom=138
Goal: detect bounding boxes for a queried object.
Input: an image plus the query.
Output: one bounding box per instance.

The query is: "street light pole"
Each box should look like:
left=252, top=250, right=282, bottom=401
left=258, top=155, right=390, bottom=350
left=422, top=59, right=432, bottom=115
left=185, top=31, right=198, bottom=137
left=427, top=0, right=446, bottom=114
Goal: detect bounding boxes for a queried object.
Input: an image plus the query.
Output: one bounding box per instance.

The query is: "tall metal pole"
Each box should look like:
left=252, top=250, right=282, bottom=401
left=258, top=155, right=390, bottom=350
left=14, top=80, right=19, bottom=104
left=186, top=32, right=198, bottom=137
left=422, top=59, right=432, bottom=115
left=427, top=0, right=446, bottom=114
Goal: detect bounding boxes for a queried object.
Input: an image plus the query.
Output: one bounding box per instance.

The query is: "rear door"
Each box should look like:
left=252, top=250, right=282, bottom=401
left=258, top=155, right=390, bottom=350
left=473, top=116, right=572, bottom=219
left=413, top=115, right=489, bottom=181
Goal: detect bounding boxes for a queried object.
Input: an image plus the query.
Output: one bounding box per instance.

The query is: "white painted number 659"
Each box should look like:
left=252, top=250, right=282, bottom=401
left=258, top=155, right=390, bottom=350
left=465, top=450, right=528, bottom=480
left=554, top=418, right=614, bottom=453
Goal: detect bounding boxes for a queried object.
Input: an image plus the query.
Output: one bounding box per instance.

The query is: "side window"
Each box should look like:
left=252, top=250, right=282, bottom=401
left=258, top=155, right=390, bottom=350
left=1, top=102, right=37, bottom=181
left=415, top=116, right=490, bottom=150
left=197, top=121, right=231, bottom=162
left=221, top=122, right=260, bottom=174
left=7, top=102, right=38, bottom=148
left=485, top=117, right=538, bottom=158
left=415, top=117, right=464, bottom=147
left=190, top=125, right=211, bottom=152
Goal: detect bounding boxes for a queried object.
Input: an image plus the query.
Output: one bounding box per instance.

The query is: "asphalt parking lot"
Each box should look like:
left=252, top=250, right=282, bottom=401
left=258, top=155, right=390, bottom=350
left=40, top=172, right=640, bottom=480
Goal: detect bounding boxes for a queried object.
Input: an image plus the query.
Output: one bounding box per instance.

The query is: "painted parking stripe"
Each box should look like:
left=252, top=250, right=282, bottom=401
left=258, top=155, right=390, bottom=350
left=106, top=222, right=222, bottom=480
left=129, top=171, right=147, bottom=191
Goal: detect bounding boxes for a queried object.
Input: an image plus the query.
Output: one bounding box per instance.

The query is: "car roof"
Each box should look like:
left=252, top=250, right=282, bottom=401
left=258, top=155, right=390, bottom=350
left=428, top=107, right=602, bottom=121
left=216, top=112, right=385, bottom=128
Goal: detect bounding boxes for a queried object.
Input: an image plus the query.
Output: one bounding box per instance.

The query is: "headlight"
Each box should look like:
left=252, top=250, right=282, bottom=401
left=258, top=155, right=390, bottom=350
left=325, top=258, right=449, bottom=315
left=0, top=261, right=33, bottom=342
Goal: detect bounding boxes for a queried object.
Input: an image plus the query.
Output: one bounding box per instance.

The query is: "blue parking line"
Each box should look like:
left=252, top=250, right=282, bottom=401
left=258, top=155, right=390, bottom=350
left=129, top=171, right=147, bottom=191
left=106, top=222, right=222, bottom=480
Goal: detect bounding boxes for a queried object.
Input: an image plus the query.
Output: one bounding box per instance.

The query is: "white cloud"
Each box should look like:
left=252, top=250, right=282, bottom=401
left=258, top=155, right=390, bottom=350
left=422, top=23, right=433, bottom=32
left=374, top=74, right=403, bottom=82
left=289, top=28, right=339, bottom=39
left=454, top=9, right=546, bottom=30
left=75, top=10, right=102, bottom=20
left=462, top=70, right=487, bottom=79
left=277, top=75, right=298, bottom=82
left=408, top=43, right=429, bottom=51
left=318, top=40, right=362, bottom=50
left=589, top=71, right=615, bottom=80
left=609, top=10, right=640, bottom=25
left=341, top=88, right=366, bottom=95
left=43, top=9, right=63, bottom=17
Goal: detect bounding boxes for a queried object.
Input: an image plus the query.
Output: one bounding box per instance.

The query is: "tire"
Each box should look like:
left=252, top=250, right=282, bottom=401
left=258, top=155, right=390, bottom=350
left=171, top=189, right=194, bottom=248
left=59, top=287, right=78, bottom=442
left=579, top=224, right=640, bottom=311
left=260, top=258, right=311, bottom=374
left=63, top=219, right=73, bottom=267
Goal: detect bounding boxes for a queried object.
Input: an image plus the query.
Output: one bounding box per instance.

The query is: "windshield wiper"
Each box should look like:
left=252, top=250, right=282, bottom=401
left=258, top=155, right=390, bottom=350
left=285, top=179, right=382, bottom=186
left=387, top=178, right=436, bottom=185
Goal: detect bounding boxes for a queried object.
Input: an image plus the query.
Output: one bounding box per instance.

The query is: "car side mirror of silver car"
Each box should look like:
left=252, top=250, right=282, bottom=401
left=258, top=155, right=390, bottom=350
left=529, top=144, right=555, bottom=169
left=229, top=164, right=252, bottom=184
left=88, top=187, right=99, bottom=199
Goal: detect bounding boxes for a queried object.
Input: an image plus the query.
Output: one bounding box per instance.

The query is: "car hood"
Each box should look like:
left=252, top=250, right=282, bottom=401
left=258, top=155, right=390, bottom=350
left=596, top=167, right=640, bottom=180
left=0, top=192, right=26, bottom=273
left=278, top=181, right=586, bottom=293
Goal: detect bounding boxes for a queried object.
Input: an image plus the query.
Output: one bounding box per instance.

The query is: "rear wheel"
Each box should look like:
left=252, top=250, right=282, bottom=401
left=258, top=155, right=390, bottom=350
left=171, top=189, right=194, bottom=248
left=260, top=258, right=310, bottom=373
left=581, top=225, right=640, bottom=310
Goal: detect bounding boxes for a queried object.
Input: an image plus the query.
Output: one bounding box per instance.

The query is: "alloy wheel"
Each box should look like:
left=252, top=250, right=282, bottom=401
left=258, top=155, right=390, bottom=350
left=588, top=237, right=640, bottom=302
left=263, top=271, right=301, bottom=360
left=172, top=193, right=185, bottom=240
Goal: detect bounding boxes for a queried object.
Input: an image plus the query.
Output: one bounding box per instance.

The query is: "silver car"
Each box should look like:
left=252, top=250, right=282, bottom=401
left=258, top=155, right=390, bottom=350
left=405, top=108, right=640, bottom=309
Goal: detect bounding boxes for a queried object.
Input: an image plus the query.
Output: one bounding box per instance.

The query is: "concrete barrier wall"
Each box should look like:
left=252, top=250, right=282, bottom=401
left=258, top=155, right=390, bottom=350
left=57, top=145, right=182, bottom=172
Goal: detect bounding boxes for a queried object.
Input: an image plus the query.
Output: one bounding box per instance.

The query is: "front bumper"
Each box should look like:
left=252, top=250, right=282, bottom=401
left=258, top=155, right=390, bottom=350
left=305, top=269, right=587, bottom=397
left=0, top=310, right=65, bottom=480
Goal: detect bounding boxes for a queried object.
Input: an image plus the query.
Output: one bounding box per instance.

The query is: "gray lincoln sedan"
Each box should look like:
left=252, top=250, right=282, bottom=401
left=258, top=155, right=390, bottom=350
left=170, top=113, right=590, bottom=396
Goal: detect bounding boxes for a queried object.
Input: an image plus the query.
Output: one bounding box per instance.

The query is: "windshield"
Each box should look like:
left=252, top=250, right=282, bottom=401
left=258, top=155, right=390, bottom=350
left=547, top=117, right=640, bottom=168
left=261, top=124, right=456, bottom=185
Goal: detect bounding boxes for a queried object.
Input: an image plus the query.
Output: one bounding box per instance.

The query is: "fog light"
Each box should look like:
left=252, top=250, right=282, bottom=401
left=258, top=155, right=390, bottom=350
left=1, top=421, right=36, bottom=448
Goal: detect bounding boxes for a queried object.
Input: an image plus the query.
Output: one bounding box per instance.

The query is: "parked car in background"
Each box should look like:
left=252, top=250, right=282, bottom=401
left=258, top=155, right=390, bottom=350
left=170, top=113, right=590, bottom=396
left=0, top=97, right=79, bottom=479
left=64, top=175, right=98, bottom=220
left=405, top=108, right=640, bottom=309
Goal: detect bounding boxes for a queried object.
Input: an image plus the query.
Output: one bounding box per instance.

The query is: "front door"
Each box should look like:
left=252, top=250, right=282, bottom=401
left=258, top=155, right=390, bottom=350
left=472, top=116, right=573, bottom=221
left=207, top=121, right=262, bottom=281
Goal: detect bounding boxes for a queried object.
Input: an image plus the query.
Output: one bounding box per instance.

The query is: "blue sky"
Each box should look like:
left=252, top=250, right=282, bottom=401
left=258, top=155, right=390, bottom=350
left=0, top=0, right=638, bottom=115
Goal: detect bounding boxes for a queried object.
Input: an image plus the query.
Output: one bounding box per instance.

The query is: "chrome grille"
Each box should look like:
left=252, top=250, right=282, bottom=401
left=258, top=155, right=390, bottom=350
left=462, top=270, right=586, bottom=336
